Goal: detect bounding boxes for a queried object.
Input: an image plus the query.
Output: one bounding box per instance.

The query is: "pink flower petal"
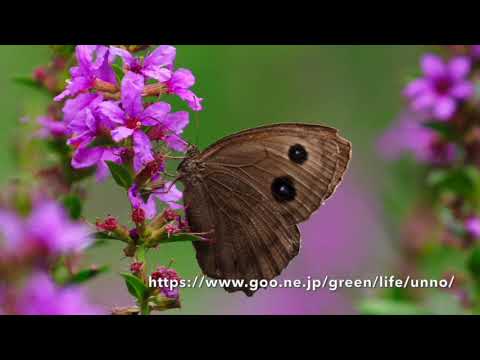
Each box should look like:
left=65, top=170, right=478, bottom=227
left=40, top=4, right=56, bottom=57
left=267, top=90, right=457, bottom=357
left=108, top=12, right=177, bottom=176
left=451, top=82, right=474, bottom=99
left=121, top=72, right=144, bottom=117
left=141, top=101, right=171, bottom=125
left=421, top=54, right=446, bottom=78
left=448, top=57, right=471, bottom=80
left=111, top=126, right=135, bottom=142
left=403, top=79, right=428, bottom=98
left=72, top=147, right=103, bottom=169
left=433, top=97, right=456, bottom=120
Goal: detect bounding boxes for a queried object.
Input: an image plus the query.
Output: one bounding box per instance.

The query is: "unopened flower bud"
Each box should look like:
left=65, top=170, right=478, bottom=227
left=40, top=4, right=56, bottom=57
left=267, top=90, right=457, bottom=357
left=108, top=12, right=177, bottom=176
left=132, top=207, right=145, bottom=224
left=130, top=262, right=144, bottom=274
left=96, top=216, right=118, bottom=232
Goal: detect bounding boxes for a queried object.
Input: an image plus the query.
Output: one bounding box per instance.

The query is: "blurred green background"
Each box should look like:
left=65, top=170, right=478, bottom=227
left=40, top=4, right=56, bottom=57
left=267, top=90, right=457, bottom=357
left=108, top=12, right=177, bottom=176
left=0, top=45, right=424, bottom=314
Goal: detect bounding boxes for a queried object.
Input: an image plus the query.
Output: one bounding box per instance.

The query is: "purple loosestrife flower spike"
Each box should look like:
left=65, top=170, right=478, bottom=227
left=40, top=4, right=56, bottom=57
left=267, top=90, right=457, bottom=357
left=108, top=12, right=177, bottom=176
left=404, top=54, right=474, bottom=121
left=110, top=45, right=176, bottom=82
left=54, top=46, right=116, bottom=101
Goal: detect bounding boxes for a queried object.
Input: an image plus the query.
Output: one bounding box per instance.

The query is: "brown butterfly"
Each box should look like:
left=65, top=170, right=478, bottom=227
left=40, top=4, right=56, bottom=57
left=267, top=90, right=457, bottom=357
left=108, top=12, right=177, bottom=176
left=177, top=123, right=352, bottom=296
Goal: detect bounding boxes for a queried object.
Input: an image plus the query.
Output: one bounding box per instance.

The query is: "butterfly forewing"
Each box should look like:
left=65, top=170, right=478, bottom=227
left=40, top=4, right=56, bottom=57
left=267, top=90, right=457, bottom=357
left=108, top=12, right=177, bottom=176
left=197, top=123, right=352, bottom=225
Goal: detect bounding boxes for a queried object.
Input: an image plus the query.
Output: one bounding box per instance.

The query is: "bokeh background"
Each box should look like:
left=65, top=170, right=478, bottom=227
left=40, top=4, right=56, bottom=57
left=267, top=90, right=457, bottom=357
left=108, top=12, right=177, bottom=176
left=0, top=45, right=424, bottom=314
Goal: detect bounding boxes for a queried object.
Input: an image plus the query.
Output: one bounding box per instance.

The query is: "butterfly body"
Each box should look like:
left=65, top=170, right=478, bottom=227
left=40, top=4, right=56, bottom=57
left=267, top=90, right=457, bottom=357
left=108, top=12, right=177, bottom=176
left=178, top=123, right=352, bottom=296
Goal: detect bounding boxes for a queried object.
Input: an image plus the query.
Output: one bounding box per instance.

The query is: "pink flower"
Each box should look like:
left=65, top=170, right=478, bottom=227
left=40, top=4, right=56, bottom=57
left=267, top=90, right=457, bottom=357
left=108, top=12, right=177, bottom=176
left=15, top=272, right=102, bottom=315
left=55, top=45, right=116, bottom=101
left=110, top=45, right=176, bottom=82
left=378, top=110, right=457, bottom=165
left=404, top=54, right=474, bottom=120
left=151, top=266, right=181, bottom=299
left=466, top=217, right=480, bottom=238
left=166, top=69, right=203, bottom=111
left=0, top=200, right=92, bottom=258
left=36, top=116, right=68, bottom=138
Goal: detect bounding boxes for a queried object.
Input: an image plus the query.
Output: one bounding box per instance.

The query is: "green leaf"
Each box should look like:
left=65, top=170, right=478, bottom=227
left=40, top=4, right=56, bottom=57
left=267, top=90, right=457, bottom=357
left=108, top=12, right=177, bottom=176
left=422, top=121, right=457, bottom=140
left=159, top=232, right=206, bottom=244
left=106, top=161, right=133, bottom=189
left=358, top=299, right=430, bottom=315
left=140, top=302, right=151, bottom=315
left=468, top=246, right=480, bottom=280
left=427, top=167, right=478, bottom=198
left=46, top=138, right=71, bottom=157
left=68, top=266, right=109, bottom=285
left=121, top=273, right=150, bottom=301
left=88, top=136, right=116, bottom=148
left=62, top=194, right=83, bottom=220
left=112, top=63, right=125, bottom=83
left=91, top=232, right=128, bottom=243
left=12, top=75, right=41, bottom=89
left=50, top=45, right=76, bottom=57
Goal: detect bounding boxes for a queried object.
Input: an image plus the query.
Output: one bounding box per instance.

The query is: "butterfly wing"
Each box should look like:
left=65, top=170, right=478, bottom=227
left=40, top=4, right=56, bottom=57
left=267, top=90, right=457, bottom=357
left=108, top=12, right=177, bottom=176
left=181, top=123, right=351, bottom=295
left=196, top=123, right=352, bottom=225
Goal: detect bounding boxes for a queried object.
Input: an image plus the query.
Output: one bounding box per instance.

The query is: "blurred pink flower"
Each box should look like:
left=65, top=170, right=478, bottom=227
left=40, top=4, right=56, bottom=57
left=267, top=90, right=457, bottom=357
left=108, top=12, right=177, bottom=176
left=377, top=110, right=456, bottom=165
left=15, top=272, right=102, bottom=315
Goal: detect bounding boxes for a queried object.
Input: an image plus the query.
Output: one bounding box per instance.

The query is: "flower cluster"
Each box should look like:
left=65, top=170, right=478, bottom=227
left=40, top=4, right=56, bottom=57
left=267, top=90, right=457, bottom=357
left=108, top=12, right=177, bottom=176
left=48, top=45, right=202, bottom=215
left=151, top=265, right=181, bottom=299
left=373, top=45, right=480, bottom=314
left=0, top=196, right=100, bottom=315
left=379, top=50, right=478, bottom=165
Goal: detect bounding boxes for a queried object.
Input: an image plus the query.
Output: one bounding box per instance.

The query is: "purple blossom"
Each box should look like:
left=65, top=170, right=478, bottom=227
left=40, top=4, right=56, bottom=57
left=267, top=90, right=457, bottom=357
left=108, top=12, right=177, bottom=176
left=166, top=68, right=203, bottom=111
left=466, top=217, right=480, bottom=238
left=99, top=72, right=172, bottom=172
left=54, top=45, right=116, bottom=101
left=61, top=93, right=124, bottom=181
left=110, top=45, right=176, bottom=82
left=151, top=266, right=181, bottom=299
left=72, top=146, right=123, bottom=182
left=36, top=116, right=68, bottom=138
left=148, top=111, right=190, bottom=152
left=62, top=93, right=104, bottom=125
left=377, top=110, right=456, bottom=164
left=404, top=54, right=474, bottom=121
left=128, top=182, right=183, bottom=220
left=15, top=272, right=102, bottom=315
left=0, top=200, right=92, bottom=257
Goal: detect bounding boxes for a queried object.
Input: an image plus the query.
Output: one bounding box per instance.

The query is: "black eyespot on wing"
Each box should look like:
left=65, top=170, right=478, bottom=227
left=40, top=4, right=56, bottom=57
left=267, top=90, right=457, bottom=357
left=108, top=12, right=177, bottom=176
left=288, top=144, right=308, bottom=164
left=271, top=176, right=296, bottom=202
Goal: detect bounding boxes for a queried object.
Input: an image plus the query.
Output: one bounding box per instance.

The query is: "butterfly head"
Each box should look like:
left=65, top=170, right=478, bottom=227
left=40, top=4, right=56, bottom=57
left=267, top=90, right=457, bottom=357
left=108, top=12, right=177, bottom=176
left=177, top=144, right=203, bottom=179
left=186, top=144, right=200, bottom=158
